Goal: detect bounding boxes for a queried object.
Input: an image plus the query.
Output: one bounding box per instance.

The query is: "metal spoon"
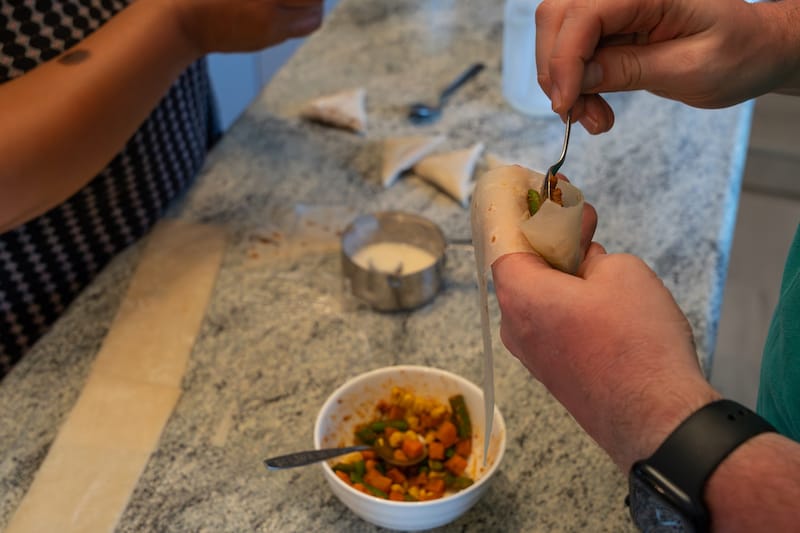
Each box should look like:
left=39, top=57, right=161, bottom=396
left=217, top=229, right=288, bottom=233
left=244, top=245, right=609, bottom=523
left=264, top=439, right=428, bottom=470
left=408, top=62, right=485, bottom=124
left=544, top=109, right=573, bottom=200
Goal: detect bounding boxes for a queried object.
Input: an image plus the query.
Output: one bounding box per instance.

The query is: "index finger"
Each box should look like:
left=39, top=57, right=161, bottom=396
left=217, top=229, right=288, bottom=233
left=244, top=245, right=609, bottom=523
left=542, top=0, right=668, bottom=114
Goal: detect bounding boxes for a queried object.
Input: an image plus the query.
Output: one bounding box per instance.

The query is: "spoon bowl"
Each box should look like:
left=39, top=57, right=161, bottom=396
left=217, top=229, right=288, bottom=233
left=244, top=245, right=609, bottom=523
left=408, top=102, right=442, bottom=124
left=407, top=62, right=485, bottom=125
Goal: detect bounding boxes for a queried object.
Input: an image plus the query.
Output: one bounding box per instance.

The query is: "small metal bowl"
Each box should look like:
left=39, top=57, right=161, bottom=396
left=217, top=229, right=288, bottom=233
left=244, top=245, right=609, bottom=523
left=341, top=211, right=446, bottom=311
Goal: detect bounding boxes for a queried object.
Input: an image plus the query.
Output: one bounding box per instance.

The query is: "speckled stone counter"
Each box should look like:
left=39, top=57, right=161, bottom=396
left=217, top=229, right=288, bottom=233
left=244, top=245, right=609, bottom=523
left=0, top=0, right=752, bottom=531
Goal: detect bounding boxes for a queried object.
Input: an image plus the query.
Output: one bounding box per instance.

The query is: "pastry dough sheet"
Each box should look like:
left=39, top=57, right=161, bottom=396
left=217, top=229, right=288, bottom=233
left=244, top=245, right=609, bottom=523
left=5, top=220, right=225, bottom=533
left=470, top=164, right=584, bottom=459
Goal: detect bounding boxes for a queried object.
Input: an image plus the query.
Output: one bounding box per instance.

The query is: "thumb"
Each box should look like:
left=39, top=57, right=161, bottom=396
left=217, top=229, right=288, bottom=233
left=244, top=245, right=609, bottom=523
left=491, top=251, right=566, bottom=302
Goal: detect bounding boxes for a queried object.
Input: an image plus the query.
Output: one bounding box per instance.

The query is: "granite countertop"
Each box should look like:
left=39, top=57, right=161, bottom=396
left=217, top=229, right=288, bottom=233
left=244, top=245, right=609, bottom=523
left=0, top=0, right=752, bottom=531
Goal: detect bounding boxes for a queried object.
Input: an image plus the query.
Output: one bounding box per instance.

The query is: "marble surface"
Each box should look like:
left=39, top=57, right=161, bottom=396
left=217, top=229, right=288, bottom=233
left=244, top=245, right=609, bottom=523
left=0, top=0, right=752, bottom=531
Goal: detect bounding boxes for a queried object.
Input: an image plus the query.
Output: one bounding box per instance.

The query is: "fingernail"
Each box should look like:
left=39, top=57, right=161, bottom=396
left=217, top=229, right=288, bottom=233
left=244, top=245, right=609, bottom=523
left=581, top=61, right=603, bottom=91
left=550, top=82, right=562, bottom=112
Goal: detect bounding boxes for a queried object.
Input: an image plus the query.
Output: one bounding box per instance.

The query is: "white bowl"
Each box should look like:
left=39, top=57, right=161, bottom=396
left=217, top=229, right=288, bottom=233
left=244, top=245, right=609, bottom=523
left=314, top=365, right=506, bottom=531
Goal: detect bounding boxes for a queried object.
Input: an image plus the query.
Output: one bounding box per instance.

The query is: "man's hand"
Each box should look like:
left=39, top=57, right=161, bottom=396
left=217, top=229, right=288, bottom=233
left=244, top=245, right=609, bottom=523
left=492, top=214, right=719, bottom=470
left=535, top=0, right=800, bottom=133
left=170, top=0, right=324, bottom=56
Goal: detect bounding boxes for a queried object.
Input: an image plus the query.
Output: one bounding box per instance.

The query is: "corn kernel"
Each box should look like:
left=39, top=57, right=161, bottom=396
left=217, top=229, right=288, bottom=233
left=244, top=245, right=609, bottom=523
left=337, top=451, right=363, bottom=464
left=389, top=431, right=405, bottom=448
left=424, top=431, right=436, bottom=443
left=401, top=393, right=414, bottom=408
left=391, top=484, right=403, bottom=493
left=430, top=405, right=446, bottom=419
left=408, top=486, right=420, bottom=499
left=412, top=398, right=424, bottom=413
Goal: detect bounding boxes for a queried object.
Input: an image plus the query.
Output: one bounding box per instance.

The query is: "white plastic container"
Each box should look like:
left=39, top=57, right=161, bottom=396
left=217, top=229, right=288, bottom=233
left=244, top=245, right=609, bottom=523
left=502, top=0, right=553, bottom=116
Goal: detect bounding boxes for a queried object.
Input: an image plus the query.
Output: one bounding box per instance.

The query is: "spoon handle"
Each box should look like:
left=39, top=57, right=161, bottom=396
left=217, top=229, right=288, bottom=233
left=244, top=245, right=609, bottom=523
left=263, top=445, right=371, bottom=470
left=440, top=62, right=485, bottom=102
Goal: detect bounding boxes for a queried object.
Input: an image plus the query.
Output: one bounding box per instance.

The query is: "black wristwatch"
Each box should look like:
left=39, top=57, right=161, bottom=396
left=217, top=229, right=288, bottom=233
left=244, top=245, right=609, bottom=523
left=626, top=399, right=776, bottom=532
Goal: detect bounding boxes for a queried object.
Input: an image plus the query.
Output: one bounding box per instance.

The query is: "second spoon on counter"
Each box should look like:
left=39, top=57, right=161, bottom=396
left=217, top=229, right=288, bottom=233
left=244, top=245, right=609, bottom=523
left=408, top=62, right=485, bottom=124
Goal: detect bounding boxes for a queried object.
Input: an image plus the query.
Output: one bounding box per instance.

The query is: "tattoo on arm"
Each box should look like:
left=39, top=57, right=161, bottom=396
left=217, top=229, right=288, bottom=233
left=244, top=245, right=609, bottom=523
left=57, top=49, right=90, bottom=65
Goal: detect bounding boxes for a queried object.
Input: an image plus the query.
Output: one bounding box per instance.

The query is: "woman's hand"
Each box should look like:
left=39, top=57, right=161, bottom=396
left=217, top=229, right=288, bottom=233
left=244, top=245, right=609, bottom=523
left=170, top=0, right=324, bottom=56
left=492, top=214, right=719, bottom=470
left=536, top=0, right=800, bottom=133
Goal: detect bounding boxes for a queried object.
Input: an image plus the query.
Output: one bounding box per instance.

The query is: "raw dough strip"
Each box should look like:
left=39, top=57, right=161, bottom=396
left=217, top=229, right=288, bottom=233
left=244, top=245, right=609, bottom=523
left=6, top=220, right=225, bottom=533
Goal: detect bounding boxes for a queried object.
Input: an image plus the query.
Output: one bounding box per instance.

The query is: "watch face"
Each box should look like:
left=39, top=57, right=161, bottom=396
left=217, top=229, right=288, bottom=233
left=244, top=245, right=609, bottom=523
left=629, top=474, right=694, bottom=533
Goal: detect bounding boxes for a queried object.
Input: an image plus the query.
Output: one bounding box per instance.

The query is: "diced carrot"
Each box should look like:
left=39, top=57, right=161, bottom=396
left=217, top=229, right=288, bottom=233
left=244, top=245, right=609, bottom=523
left=393, top=449, right=408, bottom=462
left=361, top=449, right=376, bottom=460
left=353, top=483, right=367, bottom=493
left=388, top=405, right=405, bottom=420
left=364, top=470, right=393, bottom=494
left=409, top=471, right=428, bottom=487
left=425, top=477, right=446, bottom=496
left=365, top=459, right=378, bottom=472
left=455, top=438, right=472, bottom=458
left=389, top=491, right=405, bottom=501
left=436, top=420, right=459, bottom=448
left=335, top=470, right=352, bottom=485
left=385, top=426, right=398, bottom=438
left=386, top=468, right=407, bottom=484
left=428, top=441, right=445, bottom=461
left=402, top=438, right=424, bottom=459
left=419, top=413, right=436, bottom=430
left=444, top=454, right=467, bottom=476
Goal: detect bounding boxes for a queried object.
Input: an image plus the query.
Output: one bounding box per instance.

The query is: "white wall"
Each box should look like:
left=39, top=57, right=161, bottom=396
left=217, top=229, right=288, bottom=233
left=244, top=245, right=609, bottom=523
left=207, top=0, right=340, bottom=131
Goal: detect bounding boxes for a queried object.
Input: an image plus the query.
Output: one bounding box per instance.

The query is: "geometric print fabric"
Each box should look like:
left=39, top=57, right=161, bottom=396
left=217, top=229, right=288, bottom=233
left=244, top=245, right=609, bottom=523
left=0, top=0, right=217, bottom=377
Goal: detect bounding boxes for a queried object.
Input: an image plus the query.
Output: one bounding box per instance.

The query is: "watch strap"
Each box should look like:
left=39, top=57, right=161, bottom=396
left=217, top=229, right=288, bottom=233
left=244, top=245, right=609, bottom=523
left=647, top=399, right=776, bottom=505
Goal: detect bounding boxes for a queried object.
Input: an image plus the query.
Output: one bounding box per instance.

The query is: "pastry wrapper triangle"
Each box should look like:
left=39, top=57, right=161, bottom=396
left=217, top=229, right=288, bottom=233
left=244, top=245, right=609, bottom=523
left=301, top=88, right=367, bottom=133
left=413, top=142, right=485, bottom=207
left=471, top=164, right=584, bottom=274
left=381, top=135, right=445, bottom=187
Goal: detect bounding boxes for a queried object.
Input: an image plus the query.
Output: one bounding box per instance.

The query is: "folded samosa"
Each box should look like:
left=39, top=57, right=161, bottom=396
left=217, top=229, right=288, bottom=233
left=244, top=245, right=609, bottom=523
left=471, top=164, right=584, bottom=274
left=300, top=88, right=367, bottom=133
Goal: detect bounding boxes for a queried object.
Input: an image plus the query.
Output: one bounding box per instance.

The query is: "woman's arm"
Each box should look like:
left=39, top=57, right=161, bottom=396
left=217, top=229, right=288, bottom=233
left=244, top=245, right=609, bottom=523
left=0, top=0, right=322, bottom=232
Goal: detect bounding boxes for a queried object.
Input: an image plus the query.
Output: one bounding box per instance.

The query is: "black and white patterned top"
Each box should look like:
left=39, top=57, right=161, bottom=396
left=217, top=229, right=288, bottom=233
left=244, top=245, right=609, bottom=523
left=0, top=0, right=219, bottom=377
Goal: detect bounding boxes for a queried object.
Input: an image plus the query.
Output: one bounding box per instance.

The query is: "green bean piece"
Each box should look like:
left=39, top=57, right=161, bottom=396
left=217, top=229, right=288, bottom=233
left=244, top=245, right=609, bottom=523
left=356, top=427, right=377, bottom=445
left=403, top=493, right=418, bottom=502
left=386, top=419, right=409, bottom=431
left=428, top=460, right=443, bottom=471
left=349, top=460, right=366, bottom=484
left=527, top=189, right=541, bottom=216
left=332, top=463, right=355, bottom=474
left=369, top=421, right=387, bottom=432
left=445, top=447, right=456, bottom=459
left=449, top=394, right=472, bottom=439
left=364, top=483, right=388, bottom=499
left=445, top=474, right=474, bottom=490
left=452, top=476, right=474, bottom=490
